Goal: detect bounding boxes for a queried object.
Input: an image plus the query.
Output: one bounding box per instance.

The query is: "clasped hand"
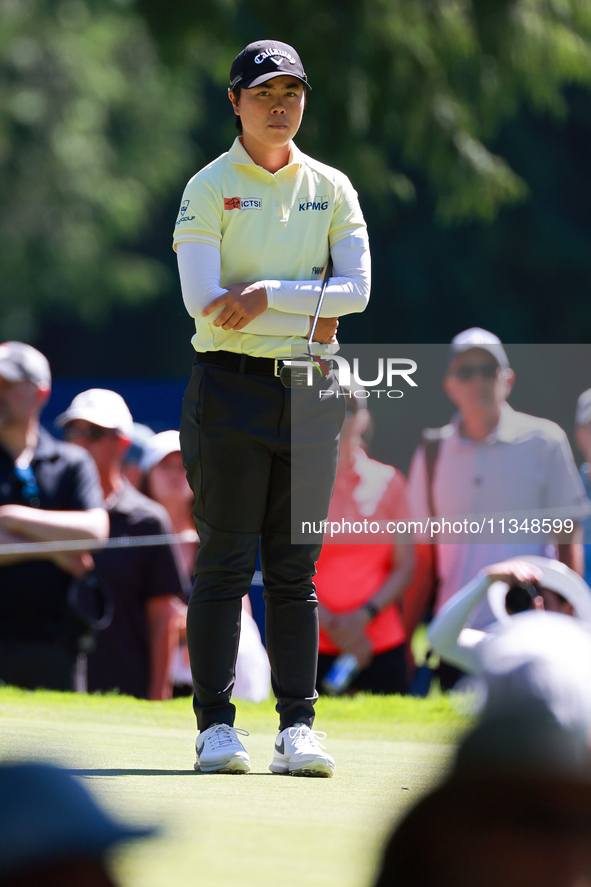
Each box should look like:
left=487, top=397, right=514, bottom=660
left=202, top=282, right=268, bottom=331
left=202, top=281, right=338, bottom=343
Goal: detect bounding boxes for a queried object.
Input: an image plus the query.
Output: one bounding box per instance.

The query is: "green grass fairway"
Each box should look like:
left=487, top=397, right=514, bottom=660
left=0, top=689, right=470, bottom=887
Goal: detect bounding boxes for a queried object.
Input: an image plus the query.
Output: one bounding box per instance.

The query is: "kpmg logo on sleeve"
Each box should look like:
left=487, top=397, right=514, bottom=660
left=224, top=197, right=262, bottom=211
left=299, top=196, right=329, bottom=212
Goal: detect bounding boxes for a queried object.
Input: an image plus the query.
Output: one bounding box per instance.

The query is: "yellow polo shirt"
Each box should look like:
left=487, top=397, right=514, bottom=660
left=173, top=137, right=367, bottom=358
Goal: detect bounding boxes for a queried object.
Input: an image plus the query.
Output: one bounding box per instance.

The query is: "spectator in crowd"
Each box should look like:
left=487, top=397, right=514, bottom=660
left=0, top=760, right=155, bottom=887
left=407, top=327, right=588, bottom=686
left=373, top=610, right=591, bottom=887
left=428, top=555, right=591, bottom=674
left=121, top=422, right=154, bottom=489
left=574, top=387, right=591, bottom=586
left=314, top=391, right=414, bottom=694
left=140, top=430, right=270, bottom=703
left=0, top=342, right=108, bottom=691
left=56, top=390, right=187, bottom=700
left=139, top=430, right=199, bottom=582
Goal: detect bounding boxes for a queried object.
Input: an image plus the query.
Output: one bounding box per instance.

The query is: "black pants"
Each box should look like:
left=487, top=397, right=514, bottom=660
left=181, top=358, right=344, bottom=732
left=316, top=644, right=408, bottom=696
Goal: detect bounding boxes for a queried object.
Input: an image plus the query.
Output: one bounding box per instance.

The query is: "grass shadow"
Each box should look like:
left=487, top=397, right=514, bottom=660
left=70, top=768, right=195, bottom=776
left=69, top=768, right=276, bottom=777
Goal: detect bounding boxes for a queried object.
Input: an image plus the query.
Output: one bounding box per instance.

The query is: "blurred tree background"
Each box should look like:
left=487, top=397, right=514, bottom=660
left=1, top=0, right=591, bottom=376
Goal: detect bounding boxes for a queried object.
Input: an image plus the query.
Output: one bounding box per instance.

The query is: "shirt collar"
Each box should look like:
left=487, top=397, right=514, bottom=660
left=32, top=427, right=62, bottom=460
left=450, top=402, right=517, bottom=445
left=228, top=137, right=303, bottom=171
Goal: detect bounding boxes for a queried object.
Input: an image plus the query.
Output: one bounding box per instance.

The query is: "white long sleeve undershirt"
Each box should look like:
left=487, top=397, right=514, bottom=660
left=427, top=572, right=492, bottom=674
left=177, top=231, right=370, bottom=337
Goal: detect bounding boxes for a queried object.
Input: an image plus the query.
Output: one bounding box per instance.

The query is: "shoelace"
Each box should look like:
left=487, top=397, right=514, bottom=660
left=287, top=724, right=327, bottom=749
left=208, top=724, right=249, bottom=749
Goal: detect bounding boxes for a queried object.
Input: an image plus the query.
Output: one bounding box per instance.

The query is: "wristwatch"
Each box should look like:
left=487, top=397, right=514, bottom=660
left=363, top=601, right=379, bottom=621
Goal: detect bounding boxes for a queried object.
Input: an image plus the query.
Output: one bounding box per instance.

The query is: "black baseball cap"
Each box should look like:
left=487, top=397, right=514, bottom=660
left=229, top=40, right=311, bottom=91
left=0, top=762, right=157, bottom=879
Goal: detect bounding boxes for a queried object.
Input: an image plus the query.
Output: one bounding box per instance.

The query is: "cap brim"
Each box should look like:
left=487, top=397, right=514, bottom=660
left=238, top=72, right=311, bottom=90
left=54, top=408, right=119, bottom=430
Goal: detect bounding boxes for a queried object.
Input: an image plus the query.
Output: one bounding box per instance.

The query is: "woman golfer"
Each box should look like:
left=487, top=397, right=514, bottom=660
left=174, top=39, right=370, bottom=776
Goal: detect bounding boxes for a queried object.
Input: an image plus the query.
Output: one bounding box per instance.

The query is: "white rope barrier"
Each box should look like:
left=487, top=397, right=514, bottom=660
left=0, top=531, right=197, bottom=556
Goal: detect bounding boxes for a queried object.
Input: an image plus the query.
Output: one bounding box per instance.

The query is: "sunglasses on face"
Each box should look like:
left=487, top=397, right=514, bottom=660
left=64, top=424, right=118, bottom=442
left=452, top=364, right=499, bottom=381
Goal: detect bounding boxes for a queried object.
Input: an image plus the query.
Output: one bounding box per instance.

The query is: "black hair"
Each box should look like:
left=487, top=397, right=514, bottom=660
left=230, top=85, right=243, bottom=133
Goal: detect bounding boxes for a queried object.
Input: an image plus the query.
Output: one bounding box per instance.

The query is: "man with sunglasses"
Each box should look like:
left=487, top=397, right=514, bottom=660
left=174, top=39, right=370, bottom=775
left=0, top=342, right=108, bottom=691
left=407, top=328, right=587, bottom=682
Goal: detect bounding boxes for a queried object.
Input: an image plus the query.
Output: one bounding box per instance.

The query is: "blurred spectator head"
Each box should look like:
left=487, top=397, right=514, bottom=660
left=0, top=342, right=51, bottom=391
left=139, top=430, right=192, bottom=510
left=374, top=613, right=591, bottom=887
left=447, top=327, right=509, bottom=369
left=444, top=328, right=514, bottom=414
left=488, top=555, right=591, bottom=623
left=121, top=422, right=154, bottom=489
left=0, top=760, right=155, bottom=887
left=55, top=390, right=133, bottom=471
left=575, top=388, right=591, bottom=462
left=0, top=343, right=51, bottom=429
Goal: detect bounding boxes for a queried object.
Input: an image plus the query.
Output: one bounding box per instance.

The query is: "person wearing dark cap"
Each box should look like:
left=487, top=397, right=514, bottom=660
left=406, top=328, right=587, bottom=686
left=0, top=342, right=108, bottom=691
left=174, top=40, right=370, bottom=775
left=0, top=760, right=156, bottom=887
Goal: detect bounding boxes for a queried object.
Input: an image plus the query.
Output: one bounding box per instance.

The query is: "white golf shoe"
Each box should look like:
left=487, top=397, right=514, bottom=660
left=269, top=723, right=335, bottom=777
left=194, top=723, right=250, bottom=773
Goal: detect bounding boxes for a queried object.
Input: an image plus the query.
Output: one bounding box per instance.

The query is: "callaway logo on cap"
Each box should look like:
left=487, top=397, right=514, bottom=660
left=229, top=40, right=311, bottom=90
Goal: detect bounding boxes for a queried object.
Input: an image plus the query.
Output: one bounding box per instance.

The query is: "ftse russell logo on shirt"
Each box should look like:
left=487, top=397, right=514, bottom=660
left=224, top=197, right=262, bottom=210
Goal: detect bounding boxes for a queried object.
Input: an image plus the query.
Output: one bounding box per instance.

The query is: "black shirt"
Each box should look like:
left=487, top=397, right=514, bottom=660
left=0, top=428, right=104, bottom=642
left=87, top=481, right=187, bottom=699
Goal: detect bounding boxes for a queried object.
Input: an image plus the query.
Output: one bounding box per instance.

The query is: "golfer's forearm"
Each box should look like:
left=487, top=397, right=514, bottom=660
left=177, top=241, right=309, bottom=335
left=264, top=233, right=370, bottom=316
left=0, top=506, right=109, bottom=543
left=240, top=308, right=310, bottom=336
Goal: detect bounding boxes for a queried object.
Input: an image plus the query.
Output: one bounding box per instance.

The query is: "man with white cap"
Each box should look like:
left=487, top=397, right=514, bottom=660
left=407, top=328, right=588, bottom=685
left=56, top=390, right=187, bottom=699
left=0, top=342, right=108, bottom=691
